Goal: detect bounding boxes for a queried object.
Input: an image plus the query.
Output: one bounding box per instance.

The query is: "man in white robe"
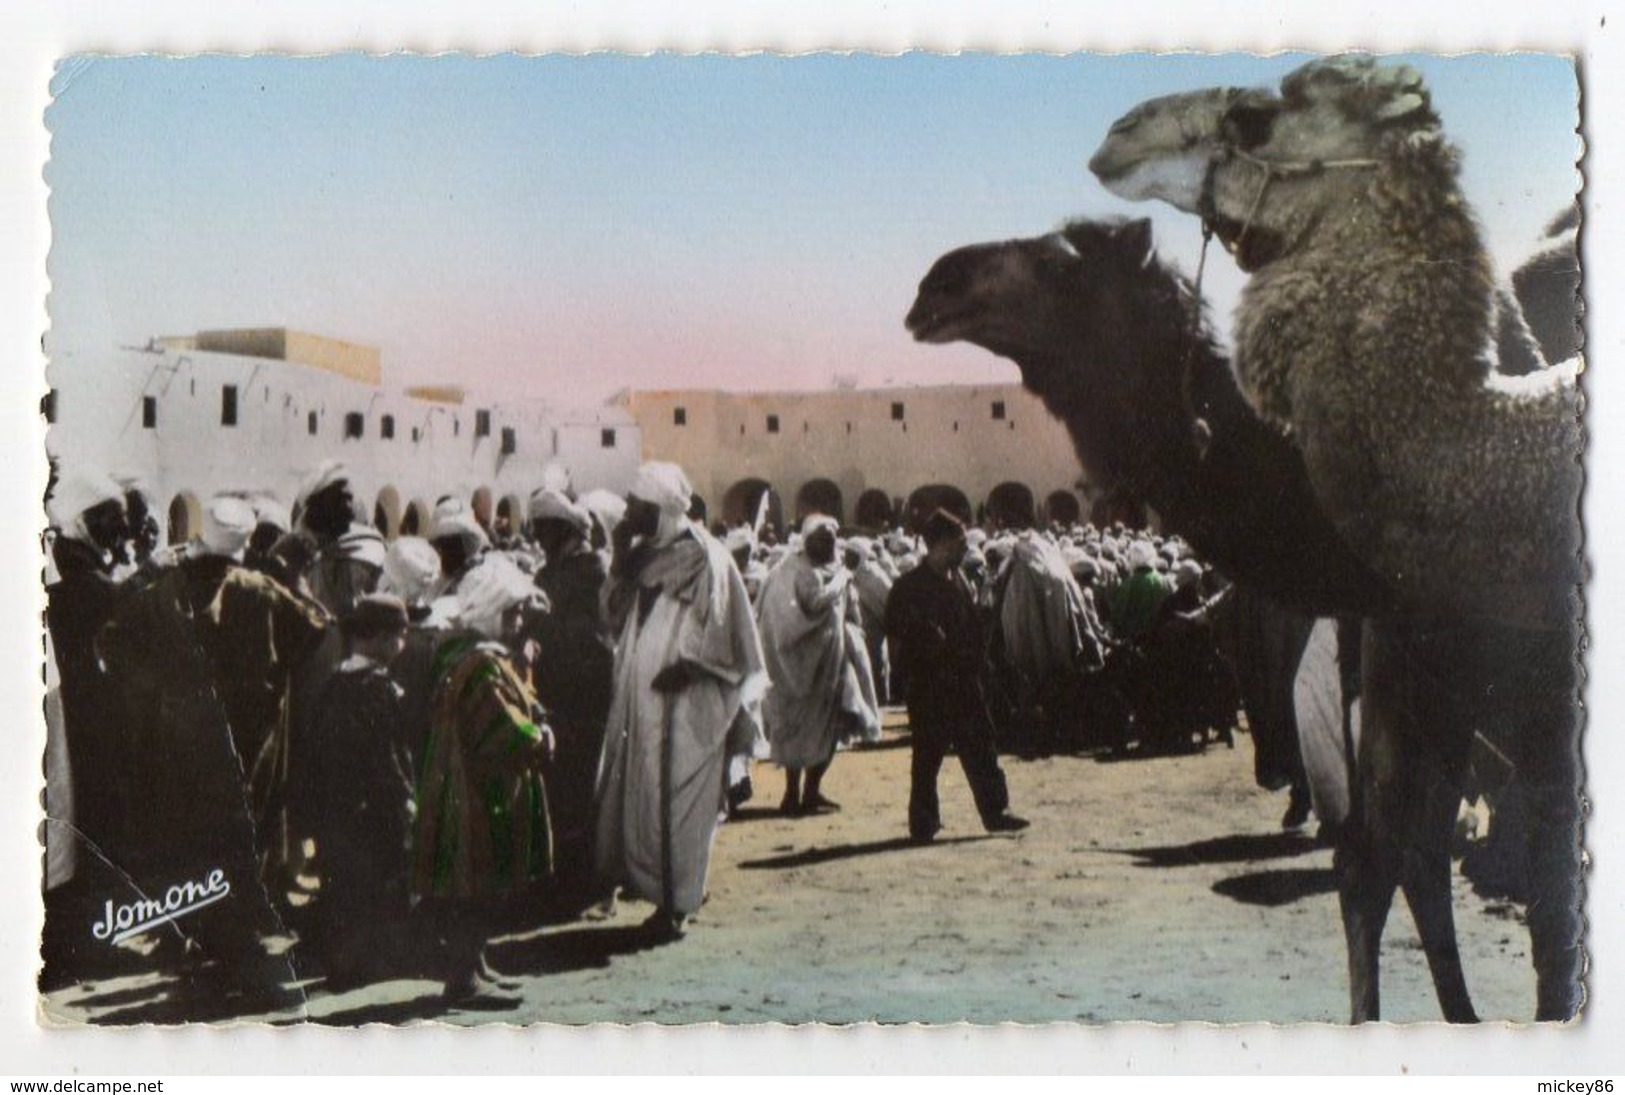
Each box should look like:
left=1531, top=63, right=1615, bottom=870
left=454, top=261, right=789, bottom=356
left=757, top=516, right=882, bottom=815
left=594, top=462, right=767, bottom=940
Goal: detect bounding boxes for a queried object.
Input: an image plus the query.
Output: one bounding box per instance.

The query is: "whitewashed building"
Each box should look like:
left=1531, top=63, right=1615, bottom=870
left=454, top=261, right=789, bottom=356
left=45, top=328, right=642, bottom=542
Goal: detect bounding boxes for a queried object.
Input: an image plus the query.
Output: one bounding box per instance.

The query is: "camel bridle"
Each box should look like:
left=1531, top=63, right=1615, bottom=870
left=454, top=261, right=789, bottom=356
left=1178, top=138, right=1384, bottom=463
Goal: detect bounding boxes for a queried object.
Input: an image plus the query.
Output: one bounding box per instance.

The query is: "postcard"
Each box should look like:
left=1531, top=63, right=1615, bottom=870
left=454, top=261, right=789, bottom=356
left=36, top=50, right=1584, bottom=1035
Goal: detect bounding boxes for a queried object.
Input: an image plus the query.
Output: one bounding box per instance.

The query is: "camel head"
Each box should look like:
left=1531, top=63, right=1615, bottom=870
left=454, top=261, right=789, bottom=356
left=1092, top=56, right=1447, bottom=269
left=908, top=218, right=1213, bottom=481
left=906, top=217, right=1159, bottom=364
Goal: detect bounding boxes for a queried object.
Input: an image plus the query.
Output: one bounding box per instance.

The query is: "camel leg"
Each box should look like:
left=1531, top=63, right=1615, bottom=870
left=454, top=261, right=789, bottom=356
left=1399, top=767, right=1479, bottom=1023
left=1334, top=619, right=1406, bottom=1024
left=1335, top=835, right=1395, bottom=1023
left=1508, top=630, right=1584, bottom=1022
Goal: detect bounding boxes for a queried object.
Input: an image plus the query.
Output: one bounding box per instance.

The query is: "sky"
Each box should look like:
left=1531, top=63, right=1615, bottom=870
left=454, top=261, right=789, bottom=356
left=44, top=52, right=1581, bottom=404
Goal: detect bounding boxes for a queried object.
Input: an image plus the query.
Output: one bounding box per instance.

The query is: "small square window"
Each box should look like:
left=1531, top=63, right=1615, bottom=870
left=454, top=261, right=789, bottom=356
left=142, top=396, right=157, bottom=429
left=953, top=421, right=959, bottom=432
left=344, top=412, right=364, bottom=439
left=891, top=402, right=905, bottom=421
left=766, top=414, right=780, bottom=434
left=845, top=421, right=852, bottom=434
left=674, top=407, right=687, bottom=427
left=221, top=385, right=238, bottom=427
left=991, top=400, right=1006, bottom=420
left=381, top=414, right=395, bottom=440
left=501, top=426, right=517, bottom=455
left=308, top=411, right=319, bottom=436
left=475, top=409, right=492, bottom=438
left=454, top=418, right=461, bottom=437
left=411, top=426, right=421, bottom=443
left=601, top=428, right=616, bottom=448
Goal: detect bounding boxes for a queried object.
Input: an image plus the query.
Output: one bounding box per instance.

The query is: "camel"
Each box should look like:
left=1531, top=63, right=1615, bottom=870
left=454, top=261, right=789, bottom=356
left=1088, top=57, right=1583, bottom=1021
left=907, top=217, right=1392, bottom=620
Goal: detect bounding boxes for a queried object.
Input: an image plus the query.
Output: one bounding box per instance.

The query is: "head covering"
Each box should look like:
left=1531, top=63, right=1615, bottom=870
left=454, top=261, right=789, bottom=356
left=843, top=535, right=874, bottom=564
left=250, top=494, right=291, bottom=532
left=724, top=526, right=756, bottom=554
left=343, top=593, right=410, bottom=638
left=541, top=462, right=573, bottom=495
left=1126, top=540, right=1158, bottom=571
left=800, top=514, right=839, bottom=540
left=429, top=502, right=490, bottom=553
left=336, top=525, right=388, bottom=570
left=528, top=487, right=591, bottom=535
left=631, top=461, right=693, bottom=518
left=47, top=472, right=125, bottom=545
left=295, top=460, right=351, bottom=512
left=453, top=554, right=543, bottom=640
left=966, top=528, right=989, bottom=549
left=885, top=530, right=913, bottom=556
left=578, top=489, right=627, bottom=539
left=380, top=536, right=443, bottom=606
left=199, top=496, right=258, bottom=559
left=630, top=461, right=695, bottom=545
left=1172, top=558, right=1204, bottom=590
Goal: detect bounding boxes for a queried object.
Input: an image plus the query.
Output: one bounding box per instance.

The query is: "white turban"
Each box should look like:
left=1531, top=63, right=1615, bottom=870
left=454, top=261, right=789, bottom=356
left=336, top=525, right=388, bottom=570
left=295, top=460, right=350, bottom=512
left=380, top=536, right=443, bottom=607
left=843, top=535, right=874, bottom=563
left=199, top=496, right=258, bottom=559
left=528, top=488, right=591, bottom=535
left=800, top=514, right=839, bottom=540
left=1126, top=540, right=1158, bottom=571
left=541, top=462, right=573, bottom=495
left=724, top=526, right=756, bottom=554
left=631, top=461, right=693, bottom=518
left=453, top=554, right=542, bottom=640
left=1173, top=558, right=1203, bottom=590
left=966, top=528, right=989, bottom=549
left=430, top=506, right=490, bottom=552
left=47, top=473, right=124, bottom=545
left=578, top=489, right=627, bottom=539
left=250, top=494, right=291, bottom=532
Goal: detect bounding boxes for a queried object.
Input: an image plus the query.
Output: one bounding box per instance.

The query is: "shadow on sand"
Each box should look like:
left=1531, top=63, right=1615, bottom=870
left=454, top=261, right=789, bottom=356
left=489, top=922, right=668, bottom=978
left=1211, top=867, right=1338, bottom=907
left=737, top=834, right=992, bottom=871
left=1114, top=831, right=1324, bottom=869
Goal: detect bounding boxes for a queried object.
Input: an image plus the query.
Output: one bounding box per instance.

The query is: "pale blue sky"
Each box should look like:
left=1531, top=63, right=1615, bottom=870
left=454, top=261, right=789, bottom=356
left=45, top=52, right=1580, bottom=401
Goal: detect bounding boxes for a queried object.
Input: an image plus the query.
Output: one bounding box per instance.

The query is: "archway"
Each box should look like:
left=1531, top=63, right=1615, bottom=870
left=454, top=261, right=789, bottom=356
left=1043, top=489, right=1082, bottom=527
left=903, top=484, right=973, bottom=533
left=721, top=478, right=784, bottom=536
left=985, top=482, right=1036, bottom=530
left=401, top=499, right=431, bottom=538
left=373, top=486, right=402, bottom=539
left=167, top=491, right=202, bottom=546
left=495, top=494, right=524, bottom=541
left=471, top=486, right=494, bottom=530
left=855, top=488, right=894, bottom=530
left=794, top=478, right=844, bottom=525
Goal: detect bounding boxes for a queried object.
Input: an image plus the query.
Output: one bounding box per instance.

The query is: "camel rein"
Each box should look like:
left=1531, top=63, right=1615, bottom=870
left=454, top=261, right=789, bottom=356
left=1179, top=143, right=1384, bottom=461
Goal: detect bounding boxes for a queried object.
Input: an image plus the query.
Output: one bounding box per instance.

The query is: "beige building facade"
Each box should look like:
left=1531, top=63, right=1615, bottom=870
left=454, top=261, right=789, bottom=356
left=623, top=383, right=1091, bottom=532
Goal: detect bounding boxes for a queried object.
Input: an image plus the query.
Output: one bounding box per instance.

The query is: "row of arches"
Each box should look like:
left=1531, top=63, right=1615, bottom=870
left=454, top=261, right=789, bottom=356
left=164, top=484, right=532, bottom=545
left=710, top=478, right=1083, bottom=535
left=163, top=480, right=1088, bottom=547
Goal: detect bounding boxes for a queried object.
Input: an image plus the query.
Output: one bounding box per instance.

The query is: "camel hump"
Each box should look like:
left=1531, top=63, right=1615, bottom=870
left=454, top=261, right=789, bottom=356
left=1281, top=55, right=1437, bottom=129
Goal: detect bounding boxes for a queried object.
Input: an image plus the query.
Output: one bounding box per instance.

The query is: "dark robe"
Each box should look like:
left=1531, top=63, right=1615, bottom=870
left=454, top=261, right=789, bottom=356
left=303, top=657, right=415, bottom=981
left=98, top=556, right=325, bottom=990
left=529, top=549, right=613, bottom=870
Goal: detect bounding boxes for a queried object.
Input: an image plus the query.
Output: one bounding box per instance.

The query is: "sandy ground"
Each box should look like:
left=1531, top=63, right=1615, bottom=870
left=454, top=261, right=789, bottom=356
left=42, top=715, right=1538, bottom=1027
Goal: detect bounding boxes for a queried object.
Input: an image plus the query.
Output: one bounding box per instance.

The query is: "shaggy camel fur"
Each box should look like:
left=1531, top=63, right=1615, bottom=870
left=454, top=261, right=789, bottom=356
left=1091, top=58, right=1582, bottom=631
left=1093, top=56, right=1583, bottom=1022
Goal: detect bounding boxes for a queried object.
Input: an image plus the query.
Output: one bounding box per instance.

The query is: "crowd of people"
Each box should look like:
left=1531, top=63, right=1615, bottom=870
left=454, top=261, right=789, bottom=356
left=42, top=456, right=1260, bottom=1016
